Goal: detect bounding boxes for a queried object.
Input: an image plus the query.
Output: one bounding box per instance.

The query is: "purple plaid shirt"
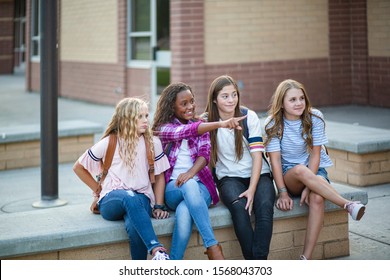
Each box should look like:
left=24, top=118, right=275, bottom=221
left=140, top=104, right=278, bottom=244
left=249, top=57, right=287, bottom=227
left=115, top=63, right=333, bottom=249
left=157, top=118, right=219, bottom=204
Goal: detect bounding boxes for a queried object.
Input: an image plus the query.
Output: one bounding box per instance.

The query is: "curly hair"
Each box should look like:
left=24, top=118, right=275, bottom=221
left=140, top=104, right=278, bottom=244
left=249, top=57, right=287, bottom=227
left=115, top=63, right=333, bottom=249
left=264, top=79, right=324, bottom=151
left=152, top=82, right=194, bottom=131
left=204, top=75, right=244, bottom=167
left=102, top=97, right=154, bottom=171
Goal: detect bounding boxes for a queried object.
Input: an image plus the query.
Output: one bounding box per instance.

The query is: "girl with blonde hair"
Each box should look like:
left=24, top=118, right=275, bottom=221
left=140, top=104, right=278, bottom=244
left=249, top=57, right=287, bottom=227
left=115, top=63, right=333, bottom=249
left=265, top=79, right=366, bottom=260
left=73, top=97, right=170, bottom=260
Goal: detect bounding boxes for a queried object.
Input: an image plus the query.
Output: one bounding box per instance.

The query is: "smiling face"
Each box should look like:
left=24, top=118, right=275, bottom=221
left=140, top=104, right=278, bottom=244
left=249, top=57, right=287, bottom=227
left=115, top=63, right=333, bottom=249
left=174, top=89, right=195, bottom=123
left=282, top=88, right=306, bottom=120
left=215, top=84, right=238, bottom=119
left=136, top=104, right=149, bottom=136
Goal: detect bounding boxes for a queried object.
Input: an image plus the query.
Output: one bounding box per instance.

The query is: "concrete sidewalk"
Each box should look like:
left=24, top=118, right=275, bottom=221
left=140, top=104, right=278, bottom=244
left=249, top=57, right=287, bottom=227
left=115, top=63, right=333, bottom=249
left=0, top=74, right=390, bottom=260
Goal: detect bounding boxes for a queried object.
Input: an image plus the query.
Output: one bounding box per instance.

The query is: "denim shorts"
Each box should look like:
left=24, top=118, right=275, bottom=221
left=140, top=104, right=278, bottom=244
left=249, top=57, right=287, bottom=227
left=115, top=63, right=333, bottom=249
left=282, top=164, right=330, bottom=183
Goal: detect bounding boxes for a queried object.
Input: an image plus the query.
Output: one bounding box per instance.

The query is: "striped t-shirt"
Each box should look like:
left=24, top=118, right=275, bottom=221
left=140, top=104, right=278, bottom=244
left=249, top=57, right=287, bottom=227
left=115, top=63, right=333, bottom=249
left=265, top=108, right=333, bottom=168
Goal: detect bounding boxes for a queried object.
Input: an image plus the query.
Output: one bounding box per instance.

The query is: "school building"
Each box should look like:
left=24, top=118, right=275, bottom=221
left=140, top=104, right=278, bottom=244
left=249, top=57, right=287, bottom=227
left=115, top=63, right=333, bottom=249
left=1, top=0, right=389, bottom=113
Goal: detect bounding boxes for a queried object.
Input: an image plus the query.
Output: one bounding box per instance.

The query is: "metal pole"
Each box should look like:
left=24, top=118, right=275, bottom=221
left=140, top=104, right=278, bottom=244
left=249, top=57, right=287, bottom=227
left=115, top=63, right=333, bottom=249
left=33, top=0, right=66, bottom=208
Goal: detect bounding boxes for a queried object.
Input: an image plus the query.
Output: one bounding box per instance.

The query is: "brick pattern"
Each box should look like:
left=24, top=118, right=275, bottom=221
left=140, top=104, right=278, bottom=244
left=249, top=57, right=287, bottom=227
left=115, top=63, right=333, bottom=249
left=60, top=61, right=125, bottom=105
left=0, top=0, right=14, bottom=74
left=367, top=0, right=390, bottom=57
left=328, top=0, right=353, bottom=105
left=204, top=0, right=329, bottom=64
left=351, top=0, right=369, bottom=104
left=126, top=68, right=151, bottom=101
left=0, top=135, right=94, bottom=170
left=23, top=0, right=390, bottom=109
left=5, top=210, right=349, bottom=260
left=203, top=58, right=331, bottom=114
left=327, top=148, right=390, bottom=186
left=170, top=0, right=206, bottom=105
left=60, top=0, right=118, bottom=63
left=368, top=57, right=390, bottom=106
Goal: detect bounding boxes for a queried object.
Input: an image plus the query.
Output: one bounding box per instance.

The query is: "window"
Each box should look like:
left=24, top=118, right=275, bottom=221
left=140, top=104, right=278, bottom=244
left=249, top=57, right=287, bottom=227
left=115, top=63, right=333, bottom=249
left=31, top=0, right=40, bottom=60
left=128, top=0, right=152, bottom=62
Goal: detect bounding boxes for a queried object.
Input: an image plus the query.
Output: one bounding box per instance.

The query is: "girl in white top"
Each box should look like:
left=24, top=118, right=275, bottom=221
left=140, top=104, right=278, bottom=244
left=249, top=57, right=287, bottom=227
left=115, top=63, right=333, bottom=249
left=205, top=75, right=275, bottom=260
left=265, top=79, right=366, bottom=260
left=73, top=98, right=170, bottom=260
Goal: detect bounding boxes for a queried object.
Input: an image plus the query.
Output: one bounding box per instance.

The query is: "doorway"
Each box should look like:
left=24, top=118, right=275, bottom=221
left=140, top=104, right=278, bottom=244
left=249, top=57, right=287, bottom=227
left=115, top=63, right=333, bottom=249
left=128, top=0, right=171, bottom=112
left=14, top=0, right=26, bottom=74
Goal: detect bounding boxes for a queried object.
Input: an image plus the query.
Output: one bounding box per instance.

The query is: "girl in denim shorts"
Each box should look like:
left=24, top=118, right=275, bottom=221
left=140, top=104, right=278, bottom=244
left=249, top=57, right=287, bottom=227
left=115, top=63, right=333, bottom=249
left=265, top=79, right=366, bottom=260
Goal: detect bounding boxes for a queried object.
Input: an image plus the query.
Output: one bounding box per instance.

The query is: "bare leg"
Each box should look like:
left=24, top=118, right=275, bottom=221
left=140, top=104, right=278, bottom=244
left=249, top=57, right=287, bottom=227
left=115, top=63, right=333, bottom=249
left=302, top=192, right=325, bottom=259
left=284, top=165, right=349, bottom=208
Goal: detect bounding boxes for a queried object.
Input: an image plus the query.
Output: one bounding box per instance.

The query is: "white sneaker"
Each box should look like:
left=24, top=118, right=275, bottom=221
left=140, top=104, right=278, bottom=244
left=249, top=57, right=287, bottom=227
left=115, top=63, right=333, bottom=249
left=300, top=255, right=308, bottom=260
left=344, top=201, right=365, bottom=221
left=152, top=250, right=170, bottom=260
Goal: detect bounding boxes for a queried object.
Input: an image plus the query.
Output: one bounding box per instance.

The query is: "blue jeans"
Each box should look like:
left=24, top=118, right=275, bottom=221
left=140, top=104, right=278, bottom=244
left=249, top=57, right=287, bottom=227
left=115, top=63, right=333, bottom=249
left=218, top=174, right=275, bottom=260
left=98, top=189, right=163, bottom=260
left=165, top=179, right=218, bottom=260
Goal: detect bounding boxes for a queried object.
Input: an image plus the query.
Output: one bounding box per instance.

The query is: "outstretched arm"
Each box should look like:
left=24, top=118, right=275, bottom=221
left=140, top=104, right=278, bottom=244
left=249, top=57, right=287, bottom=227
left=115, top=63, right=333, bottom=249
left=197, top=115, right=246, bottom=135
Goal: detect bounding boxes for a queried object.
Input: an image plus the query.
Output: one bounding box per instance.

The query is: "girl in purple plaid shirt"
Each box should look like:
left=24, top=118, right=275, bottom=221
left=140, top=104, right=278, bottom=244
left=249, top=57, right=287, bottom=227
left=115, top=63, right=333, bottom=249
left=152, top=82, right=245, bottom=260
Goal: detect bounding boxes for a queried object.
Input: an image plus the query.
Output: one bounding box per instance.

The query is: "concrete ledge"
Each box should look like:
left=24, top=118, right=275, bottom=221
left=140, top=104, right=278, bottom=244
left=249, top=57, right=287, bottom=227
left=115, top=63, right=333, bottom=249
left=0, top=184, right=367, bottom=259
left=0, top=120, right=103, bottom=144
left=0, top=120, right=103, bottom=170
left=326, top=121, right=390, bottom=154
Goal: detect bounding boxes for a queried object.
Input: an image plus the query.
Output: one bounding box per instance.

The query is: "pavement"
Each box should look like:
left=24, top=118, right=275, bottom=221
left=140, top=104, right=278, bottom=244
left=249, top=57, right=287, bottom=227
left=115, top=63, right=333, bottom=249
left=0, top=73, right=390, bottom=260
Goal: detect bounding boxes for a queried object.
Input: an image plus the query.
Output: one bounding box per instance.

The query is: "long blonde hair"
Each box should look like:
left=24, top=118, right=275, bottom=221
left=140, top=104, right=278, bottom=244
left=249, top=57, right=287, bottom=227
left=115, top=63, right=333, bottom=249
left=102, top=97, right=154, bottom=171
left=264, top=79, right=324, bottom=150
left=204, top=75, right=244, bottom=167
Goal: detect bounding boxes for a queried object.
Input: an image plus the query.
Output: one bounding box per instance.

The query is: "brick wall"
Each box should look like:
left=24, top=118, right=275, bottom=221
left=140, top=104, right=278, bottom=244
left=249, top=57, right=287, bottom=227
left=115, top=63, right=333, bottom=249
left=23, top=0, right=390, bottom=109
left=170, top=0, right=207, bottom=109
left=0, top=0, right=14, bottom=74
left=367, top=0, right=390, bottom=106
left=59, top=0, right=127, bottom=105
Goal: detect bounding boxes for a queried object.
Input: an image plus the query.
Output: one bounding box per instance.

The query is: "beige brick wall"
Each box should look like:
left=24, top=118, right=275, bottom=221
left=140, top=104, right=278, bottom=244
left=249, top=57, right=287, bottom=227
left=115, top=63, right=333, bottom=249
left=368, top=0, right=390, bottom=57
left=6, top=210, right=349, bottom=260
left=204, top=0, right=329, bottom=64
left=327, top=148, right=390, bottom=186
left=60, top=0, right=118, bottom=63
left=0, top=135, right=94, bottom=170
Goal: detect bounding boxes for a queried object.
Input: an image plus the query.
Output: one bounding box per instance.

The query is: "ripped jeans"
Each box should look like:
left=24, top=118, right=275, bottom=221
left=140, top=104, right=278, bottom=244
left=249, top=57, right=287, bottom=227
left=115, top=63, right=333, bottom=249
left=218, top=174, right=275, bottom=259
left=98, top=189, right=163, bottom=260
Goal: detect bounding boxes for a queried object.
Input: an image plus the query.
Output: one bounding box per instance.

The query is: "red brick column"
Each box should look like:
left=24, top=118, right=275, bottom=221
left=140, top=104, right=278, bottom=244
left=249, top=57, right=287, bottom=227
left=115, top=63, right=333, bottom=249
left=328, top=0, right=353, bottom=105
left=351, top=0, right=369, bottom=104
left=170, top=0, right=208, bottom=111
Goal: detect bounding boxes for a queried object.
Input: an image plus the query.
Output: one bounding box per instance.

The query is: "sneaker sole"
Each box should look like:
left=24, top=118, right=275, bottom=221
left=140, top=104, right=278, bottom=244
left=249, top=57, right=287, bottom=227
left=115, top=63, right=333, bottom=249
left=355, top=206, right=365, bottom=221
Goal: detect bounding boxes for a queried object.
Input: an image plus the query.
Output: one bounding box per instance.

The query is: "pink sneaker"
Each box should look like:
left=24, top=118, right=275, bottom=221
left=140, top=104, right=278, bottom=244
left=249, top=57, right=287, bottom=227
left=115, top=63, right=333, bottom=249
left=344, top=201, right=365, bottom=221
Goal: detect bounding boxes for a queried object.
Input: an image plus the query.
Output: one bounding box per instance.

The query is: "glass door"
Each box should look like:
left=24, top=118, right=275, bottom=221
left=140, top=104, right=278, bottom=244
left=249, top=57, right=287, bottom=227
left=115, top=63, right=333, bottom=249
left=128, top=0, right=170, bottom=112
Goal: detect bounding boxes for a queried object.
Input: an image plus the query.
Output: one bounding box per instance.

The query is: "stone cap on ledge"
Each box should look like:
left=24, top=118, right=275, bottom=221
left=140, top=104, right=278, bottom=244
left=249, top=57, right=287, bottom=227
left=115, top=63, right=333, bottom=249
left=0, top=184, right=367, bottom=259
left=0, top=120, right=103, bottom=144
left=325, top=121, right=390, bottom=154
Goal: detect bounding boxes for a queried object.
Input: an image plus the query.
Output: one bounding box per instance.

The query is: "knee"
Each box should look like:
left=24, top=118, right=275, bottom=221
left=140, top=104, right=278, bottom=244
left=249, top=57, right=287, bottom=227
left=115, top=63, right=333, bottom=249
left=175, top=205, right=193, bottom=230
left=291, top=164, right=312, bottom=179
left=309, top=192, right=325, bottom=209
left=180, top=179, right=201, bottom=196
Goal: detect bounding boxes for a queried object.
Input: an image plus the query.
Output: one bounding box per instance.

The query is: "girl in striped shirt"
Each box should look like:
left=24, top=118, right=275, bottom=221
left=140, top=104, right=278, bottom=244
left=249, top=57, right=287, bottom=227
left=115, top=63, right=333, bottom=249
left=265, top=79, right=366, bottom=260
